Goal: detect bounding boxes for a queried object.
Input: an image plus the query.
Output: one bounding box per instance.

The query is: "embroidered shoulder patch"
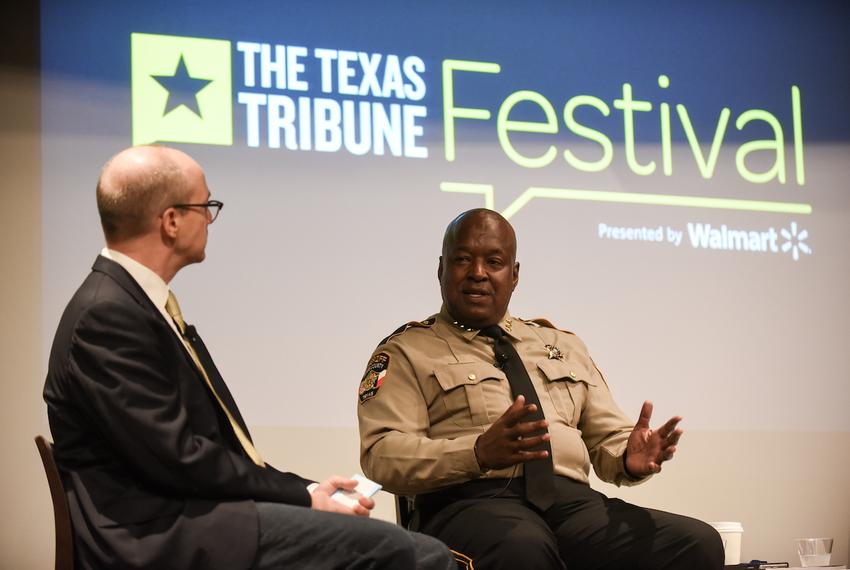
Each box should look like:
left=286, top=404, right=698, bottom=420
left=359, top=352, right=390, bottom=403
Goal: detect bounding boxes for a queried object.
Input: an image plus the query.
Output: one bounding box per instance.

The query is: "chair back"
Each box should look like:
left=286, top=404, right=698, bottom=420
left=395, top=494, right=414, bottom=529
left=35, top=435, right=74, bottom=570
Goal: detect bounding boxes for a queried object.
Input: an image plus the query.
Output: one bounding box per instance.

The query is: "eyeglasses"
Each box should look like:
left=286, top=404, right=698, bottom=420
left=171, top=200, right=223, bottom=222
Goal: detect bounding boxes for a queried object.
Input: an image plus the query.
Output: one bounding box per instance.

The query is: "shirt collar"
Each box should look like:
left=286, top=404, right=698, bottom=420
left=438, top=304, right=522, bottom=342
left=101, top=247, right=171, bottom=318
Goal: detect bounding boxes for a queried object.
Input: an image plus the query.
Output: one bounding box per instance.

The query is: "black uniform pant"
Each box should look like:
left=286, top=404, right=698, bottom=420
left=415, top=477, right=724, bottom=570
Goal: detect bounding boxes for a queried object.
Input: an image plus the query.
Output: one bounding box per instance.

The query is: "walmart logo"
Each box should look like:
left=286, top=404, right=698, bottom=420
left=131, top=33, right=232, bottom=146
left=780, top=221, right=811, bottom=261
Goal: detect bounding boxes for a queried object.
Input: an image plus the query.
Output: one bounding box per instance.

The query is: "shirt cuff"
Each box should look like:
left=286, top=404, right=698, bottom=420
left=621, top=449, right=647, bottom=483
left=473, top=435, right=492, bottom=474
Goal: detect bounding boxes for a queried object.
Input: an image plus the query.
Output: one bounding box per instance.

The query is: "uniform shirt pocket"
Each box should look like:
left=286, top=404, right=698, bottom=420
left=433, top=362, right=508, bottom=426
left=537, top=359, right=596, bottom=426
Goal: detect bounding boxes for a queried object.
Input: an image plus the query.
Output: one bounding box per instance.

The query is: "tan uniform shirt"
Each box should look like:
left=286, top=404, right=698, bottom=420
left=358, top=306, right=643, bottom=496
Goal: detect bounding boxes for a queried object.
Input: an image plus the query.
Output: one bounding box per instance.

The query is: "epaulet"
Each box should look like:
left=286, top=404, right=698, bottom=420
left=378, top=316, right=436, bottom=346
left=523, top=317, right=576, bottom=336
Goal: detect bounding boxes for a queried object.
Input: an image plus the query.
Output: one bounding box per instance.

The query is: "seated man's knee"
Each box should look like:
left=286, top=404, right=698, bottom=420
left=674, top=518, right=725, bottom=569
left=410, top=532, right=455, bottom=570
left=369, top=522, right=420, bottom=566
left=691, top=520, right=725, bottom=567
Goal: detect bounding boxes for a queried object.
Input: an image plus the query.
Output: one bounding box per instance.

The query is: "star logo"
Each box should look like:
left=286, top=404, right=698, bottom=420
left=780, top=221, right=811, bottom=261
left=131, top=33, right=232, bottom=146
left=151, top=54, right=212, bottom=118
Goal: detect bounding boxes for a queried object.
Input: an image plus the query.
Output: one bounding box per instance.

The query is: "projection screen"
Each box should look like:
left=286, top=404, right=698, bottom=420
left=40, top=1, right=850, bottom=434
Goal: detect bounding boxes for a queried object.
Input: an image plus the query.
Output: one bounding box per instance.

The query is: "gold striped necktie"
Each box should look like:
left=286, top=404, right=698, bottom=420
left=165, top=291, right=265, bottom=467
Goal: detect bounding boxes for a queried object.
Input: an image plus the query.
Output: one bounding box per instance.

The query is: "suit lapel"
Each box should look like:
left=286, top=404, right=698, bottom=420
left=182, top=326, right=252, bottom=438
left=91, top=255, right=255, bottom=445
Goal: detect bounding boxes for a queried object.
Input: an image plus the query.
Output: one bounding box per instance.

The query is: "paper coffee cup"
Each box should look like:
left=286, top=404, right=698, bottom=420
left=709, top=521, right=743, bottom=564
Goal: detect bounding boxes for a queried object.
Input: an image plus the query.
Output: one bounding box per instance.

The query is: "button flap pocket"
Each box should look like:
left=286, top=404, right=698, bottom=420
left=536, top=359, right=595, bottom=387
left=434, top=362, right=507, bottom=391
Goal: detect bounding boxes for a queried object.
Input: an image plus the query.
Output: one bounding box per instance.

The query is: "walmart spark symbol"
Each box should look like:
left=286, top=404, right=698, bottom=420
left=780, top=221, right=811, bottom=261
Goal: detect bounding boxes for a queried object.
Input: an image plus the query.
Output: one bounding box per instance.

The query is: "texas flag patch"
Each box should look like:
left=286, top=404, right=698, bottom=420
left=359, top=352, right=389, bottom=403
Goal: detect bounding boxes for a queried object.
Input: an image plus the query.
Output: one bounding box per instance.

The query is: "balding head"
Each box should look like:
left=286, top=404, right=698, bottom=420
left=438, top=208, right=519, bottom=328
left=96, top=145, right=197, bottom=243
left=442, top=208, right=517, bottom=261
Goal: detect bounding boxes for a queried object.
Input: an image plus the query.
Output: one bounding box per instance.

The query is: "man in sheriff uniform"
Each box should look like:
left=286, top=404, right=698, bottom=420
left=357, top=208, right=724, bottom=570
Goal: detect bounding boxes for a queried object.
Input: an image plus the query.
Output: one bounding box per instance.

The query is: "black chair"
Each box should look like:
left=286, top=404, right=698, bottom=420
left=395, top=494, right=414, bottom=529
left=35, top=435, right=74, bottom=570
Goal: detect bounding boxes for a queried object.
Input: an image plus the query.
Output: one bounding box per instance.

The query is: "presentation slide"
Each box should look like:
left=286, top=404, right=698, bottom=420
left=40, top=1, right=850, bottom=431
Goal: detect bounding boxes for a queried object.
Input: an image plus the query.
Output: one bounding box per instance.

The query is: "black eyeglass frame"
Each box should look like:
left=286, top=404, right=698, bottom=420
left=171, top=199, right=224, bottom=222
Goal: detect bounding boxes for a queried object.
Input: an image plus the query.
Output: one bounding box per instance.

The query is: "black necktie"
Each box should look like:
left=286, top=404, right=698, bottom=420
left=481, top=325, right=555, bottom=511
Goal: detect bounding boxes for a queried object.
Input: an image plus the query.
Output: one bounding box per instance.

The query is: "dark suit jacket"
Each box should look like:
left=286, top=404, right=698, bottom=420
left=43, top=256, right=312, bottom=569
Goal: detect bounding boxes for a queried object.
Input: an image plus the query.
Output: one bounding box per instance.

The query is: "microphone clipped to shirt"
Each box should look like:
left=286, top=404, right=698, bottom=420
left=494, top=348, right=509, bottom=368
left=184, top=324, right=199, bottom=342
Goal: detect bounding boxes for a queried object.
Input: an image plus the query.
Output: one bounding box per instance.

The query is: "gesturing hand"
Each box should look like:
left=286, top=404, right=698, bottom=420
left=625, top=400, right=683, bottom=478
left=309, top=475, right=374, bottom=517
left=474, top=396, right=551, bottom=471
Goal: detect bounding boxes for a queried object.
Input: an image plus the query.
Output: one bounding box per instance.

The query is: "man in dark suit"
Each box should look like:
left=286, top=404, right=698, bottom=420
left=43, top=145, right=453, bottom=569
